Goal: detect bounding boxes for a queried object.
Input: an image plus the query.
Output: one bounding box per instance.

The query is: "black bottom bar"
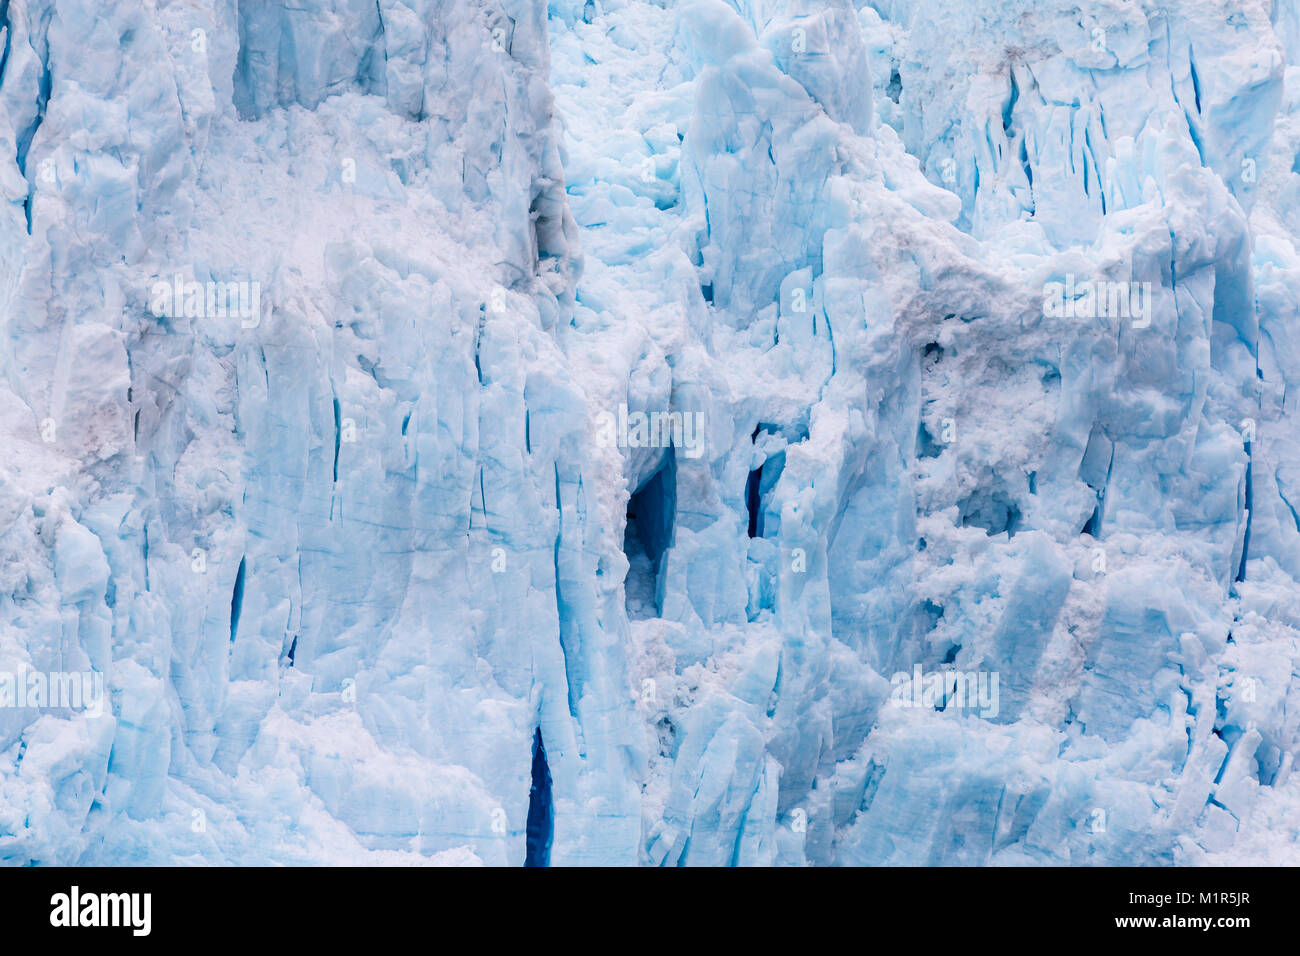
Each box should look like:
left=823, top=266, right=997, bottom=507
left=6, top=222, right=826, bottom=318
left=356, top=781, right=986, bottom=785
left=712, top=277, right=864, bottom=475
left=0, top=865, right=1278, bottom=943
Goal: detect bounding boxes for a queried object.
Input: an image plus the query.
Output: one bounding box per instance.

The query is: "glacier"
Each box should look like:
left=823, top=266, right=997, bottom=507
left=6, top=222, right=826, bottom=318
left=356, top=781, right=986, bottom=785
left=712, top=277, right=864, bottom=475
left=0, top=0, right=1298, bottom=866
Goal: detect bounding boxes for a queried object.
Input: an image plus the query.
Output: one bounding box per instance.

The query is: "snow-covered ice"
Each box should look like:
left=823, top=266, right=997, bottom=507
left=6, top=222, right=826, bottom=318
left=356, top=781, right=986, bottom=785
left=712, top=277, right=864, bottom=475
left=1, top=0, right=1299, bottom=865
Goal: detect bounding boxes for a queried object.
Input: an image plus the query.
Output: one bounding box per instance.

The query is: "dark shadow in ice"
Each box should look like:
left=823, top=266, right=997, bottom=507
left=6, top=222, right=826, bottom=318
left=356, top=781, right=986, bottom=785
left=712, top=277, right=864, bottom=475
left=525, top=728, right=553, bottom=867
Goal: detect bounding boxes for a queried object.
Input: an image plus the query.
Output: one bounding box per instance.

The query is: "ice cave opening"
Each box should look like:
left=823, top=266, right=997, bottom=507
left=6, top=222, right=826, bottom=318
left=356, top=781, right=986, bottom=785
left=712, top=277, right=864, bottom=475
left=623, top=450, right=676, bottom=619
left=747, top=426, right=788, bottom=539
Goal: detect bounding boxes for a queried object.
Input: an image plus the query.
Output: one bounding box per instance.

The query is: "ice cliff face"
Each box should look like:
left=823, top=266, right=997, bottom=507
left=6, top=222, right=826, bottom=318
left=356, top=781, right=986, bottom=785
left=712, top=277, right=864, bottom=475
left=1, top=0, right=1299, bottom=865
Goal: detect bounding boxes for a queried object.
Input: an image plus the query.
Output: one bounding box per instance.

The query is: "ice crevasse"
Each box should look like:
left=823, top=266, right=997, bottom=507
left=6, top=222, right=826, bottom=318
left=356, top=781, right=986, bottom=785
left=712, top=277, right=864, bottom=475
left=0, top=0, right=1299, bottom=865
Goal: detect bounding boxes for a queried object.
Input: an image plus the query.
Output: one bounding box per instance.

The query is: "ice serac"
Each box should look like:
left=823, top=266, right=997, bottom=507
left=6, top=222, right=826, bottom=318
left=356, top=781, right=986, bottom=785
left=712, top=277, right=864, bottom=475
left=0, top=0, right=1299, bottom=866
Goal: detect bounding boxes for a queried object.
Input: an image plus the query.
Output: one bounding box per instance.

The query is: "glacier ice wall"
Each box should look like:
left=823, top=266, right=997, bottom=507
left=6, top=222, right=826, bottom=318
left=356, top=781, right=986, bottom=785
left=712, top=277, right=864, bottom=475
left=1, top=0, right=1299, bottom=865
